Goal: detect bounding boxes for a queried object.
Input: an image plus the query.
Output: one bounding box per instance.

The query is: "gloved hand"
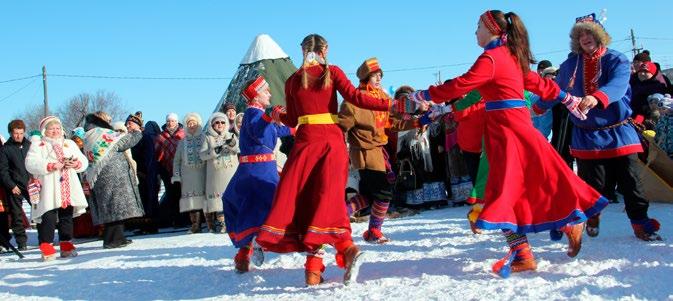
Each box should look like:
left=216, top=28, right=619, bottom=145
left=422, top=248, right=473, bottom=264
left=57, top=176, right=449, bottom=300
left=407, top=90, right=430, bottom=104
left=560, top=93, right=588, bottom=120
left=270, top=105, right=286, bottom=123
left=419, top=111, right=433, bottom=126
left=429, top=104, right=453, bottom=119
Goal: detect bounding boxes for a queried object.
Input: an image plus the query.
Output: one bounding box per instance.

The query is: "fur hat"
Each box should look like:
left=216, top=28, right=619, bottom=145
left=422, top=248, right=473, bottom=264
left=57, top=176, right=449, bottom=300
left=166, top=113, right=179, bottom=122
left=394, top=85, right=415, bottom=100
left=8, top=119, right=25, bottom=134
left=207, top=112, right=229, bottom=136
left=39, top=116, right=62, bottom=136
left=183, top=112, right=203, bottom=127
left=356, top=57, right=383, bottom=82
left=84, top=112, right=113, bottom=131
left=570, top=13, right=611, bottom=54
left=125, top=111, right=143, bottom=128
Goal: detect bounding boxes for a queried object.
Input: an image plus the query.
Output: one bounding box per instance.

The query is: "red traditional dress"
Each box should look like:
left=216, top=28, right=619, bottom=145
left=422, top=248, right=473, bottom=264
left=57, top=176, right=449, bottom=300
left=420, top=39, right=607, bottom=233
left=256, top=64, right=391, bottom=252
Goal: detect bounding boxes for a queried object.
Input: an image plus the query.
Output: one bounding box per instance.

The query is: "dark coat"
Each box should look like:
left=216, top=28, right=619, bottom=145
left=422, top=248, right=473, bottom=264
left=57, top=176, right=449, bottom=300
left=0, top=137, right=31, bottom=194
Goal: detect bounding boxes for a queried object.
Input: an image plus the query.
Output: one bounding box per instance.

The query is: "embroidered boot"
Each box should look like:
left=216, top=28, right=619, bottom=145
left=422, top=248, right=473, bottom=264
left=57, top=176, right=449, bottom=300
left=304, top=253, right=325, bottom=286
left=561, top=222, right=585, bottom=258
left=586, top=214, right=600, bottom=237
left=492, top=231, right=536, bottom=278
left=205, top=213, right=215, bottom=233
left=188, top=211, right=202, bottom=234
left=335, top=241, right=364, bottom=285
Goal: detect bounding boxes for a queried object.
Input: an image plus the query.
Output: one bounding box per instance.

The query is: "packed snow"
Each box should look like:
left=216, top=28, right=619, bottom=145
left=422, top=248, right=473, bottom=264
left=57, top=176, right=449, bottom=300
left=1, top=202, right=672, bottom=301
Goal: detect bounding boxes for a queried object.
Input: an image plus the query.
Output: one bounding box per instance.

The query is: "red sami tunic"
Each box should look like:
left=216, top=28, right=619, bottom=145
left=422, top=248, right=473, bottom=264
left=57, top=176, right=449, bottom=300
left=428, top=42, right=607, bottom=233
left=256, top=65, right=391, bottom=252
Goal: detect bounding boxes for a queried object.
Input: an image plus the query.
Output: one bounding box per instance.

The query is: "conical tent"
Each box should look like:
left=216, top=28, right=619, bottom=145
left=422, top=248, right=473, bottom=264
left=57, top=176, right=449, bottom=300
left=214, top=34, right=297, bottom=113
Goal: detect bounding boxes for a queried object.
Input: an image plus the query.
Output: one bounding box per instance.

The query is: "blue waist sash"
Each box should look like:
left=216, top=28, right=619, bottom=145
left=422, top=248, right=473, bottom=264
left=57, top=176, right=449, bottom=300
left=485, top=100, right=527, bottom=111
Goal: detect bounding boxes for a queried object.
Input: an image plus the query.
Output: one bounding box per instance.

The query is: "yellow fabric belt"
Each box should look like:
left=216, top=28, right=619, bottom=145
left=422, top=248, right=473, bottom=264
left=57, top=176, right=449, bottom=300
left=297, top=113, right=338, bottom=125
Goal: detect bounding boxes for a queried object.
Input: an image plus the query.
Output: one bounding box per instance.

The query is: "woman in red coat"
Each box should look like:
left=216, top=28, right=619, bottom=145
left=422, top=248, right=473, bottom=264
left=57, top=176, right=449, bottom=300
left=404, top=11, right=608, bottom=278
left=256, top=34, right=411, bottom=286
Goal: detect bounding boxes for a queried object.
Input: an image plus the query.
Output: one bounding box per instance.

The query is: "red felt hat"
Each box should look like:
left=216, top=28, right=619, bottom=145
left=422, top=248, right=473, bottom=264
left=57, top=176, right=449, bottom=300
left=241, top=76, right=269, bottom=102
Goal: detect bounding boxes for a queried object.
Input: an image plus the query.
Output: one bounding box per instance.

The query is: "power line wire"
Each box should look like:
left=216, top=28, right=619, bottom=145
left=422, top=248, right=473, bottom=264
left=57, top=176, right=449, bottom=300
left=49, top=74, right=232, bottom=80
left=0, top=78, right=38, bottom=103
left=0, top=74, right=41, bottom=84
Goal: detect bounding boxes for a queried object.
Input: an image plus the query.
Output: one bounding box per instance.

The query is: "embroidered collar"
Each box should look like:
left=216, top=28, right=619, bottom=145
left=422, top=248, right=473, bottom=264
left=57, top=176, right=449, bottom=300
left=484, top=38, right=504, bottom=50
left=247, top=102, right=265, bottom=111
left=583, top=46, right=606, bottom=60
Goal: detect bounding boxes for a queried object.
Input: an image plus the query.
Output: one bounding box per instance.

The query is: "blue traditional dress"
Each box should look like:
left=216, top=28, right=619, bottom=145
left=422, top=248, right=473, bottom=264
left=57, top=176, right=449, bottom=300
left=222, top=104, right=293, bottom=248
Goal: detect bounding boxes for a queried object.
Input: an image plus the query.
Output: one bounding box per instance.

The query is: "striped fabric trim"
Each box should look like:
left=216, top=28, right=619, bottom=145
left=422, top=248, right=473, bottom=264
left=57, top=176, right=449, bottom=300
left=570, top=144, right=643, bottom=159
left=475, top=196, right=609, bottom=234
left=307, top=226, right=348, bottom=235
left=227, top=227, right=260, bottom=243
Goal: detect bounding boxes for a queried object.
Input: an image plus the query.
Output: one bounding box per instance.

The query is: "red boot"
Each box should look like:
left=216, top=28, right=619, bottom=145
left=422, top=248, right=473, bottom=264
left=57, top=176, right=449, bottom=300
left=492, top=243, right=537, bottom=278
left=632, top=218, right=663, bottom=241
left=363, top=228, right=389, bottom=244
left=40, top=243, right=57, bottom=262
left=59, top=241, right=78, bottom=258
left=234, top=247, right=252, bottom=273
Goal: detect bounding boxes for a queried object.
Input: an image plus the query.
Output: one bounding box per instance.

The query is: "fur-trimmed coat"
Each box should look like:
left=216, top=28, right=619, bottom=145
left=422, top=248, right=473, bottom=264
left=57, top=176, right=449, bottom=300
left=172, top=129, right=207, bottom=212
left=199, top=113, right=238, bottom=213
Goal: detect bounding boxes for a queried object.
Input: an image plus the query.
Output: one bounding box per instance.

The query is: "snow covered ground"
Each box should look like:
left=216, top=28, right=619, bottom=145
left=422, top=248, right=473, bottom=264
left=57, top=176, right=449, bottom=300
left=2, top=202, right=673, bottom=301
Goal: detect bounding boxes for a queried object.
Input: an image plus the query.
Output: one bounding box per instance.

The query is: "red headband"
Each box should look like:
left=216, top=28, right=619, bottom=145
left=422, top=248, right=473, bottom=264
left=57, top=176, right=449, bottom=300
left=480, top=11, right=503, bottom=35
left=242, top=76, right=269, bottom=102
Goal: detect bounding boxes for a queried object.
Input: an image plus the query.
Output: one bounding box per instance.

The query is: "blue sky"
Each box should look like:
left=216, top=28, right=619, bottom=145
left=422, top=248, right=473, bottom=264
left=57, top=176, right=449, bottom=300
left=1, top=1, right=672, bottom=130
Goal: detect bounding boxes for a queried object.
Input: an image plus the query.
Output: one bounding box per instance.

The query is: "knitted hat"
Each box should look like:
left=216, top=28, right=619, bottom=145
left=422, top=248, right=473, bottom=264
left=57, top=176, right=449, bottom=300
left=356, top=57, right=383, bottom=81
left=223, top=102, right=236, bottom=113
left=125, top=111, right=143, bottom=128
left=39, top=116, right=62, bottom=136
left=166, top=113, right=179, bottom=122
left=71, top=127, right=85, bottom=140
left=634, top=51, right=651, bottom=62
left=84, top=113, right=113, bottom=130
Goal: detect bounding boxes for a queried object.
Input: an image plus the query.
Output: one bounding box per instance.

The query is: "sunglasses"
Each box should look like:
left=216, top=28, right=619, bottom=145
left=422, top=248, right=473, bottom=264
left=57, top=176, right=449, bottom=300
left=213, top=121, right=227, bottom=125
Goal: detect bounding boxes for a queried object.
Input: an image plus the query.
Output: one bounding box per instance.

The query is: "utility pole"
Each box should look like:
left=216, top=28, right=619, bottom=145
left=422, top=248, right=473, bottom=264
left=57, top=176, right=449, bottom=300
left=630, top=29, right=642, bottom=58
left=42, top=65, right=49, bottom=118
left=434, top=71, right=442, bottom=85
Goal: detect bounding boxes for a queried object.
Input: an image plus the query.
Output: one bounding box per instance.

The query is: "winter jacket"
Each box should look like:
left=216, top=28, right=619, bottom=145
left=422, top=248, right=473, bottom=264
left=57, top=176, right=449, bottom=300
left=85, top=129, right=145, bottom=225
left=25, top=136, right=89, bottom=223
left=0, top=137, right=31, bottom=194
